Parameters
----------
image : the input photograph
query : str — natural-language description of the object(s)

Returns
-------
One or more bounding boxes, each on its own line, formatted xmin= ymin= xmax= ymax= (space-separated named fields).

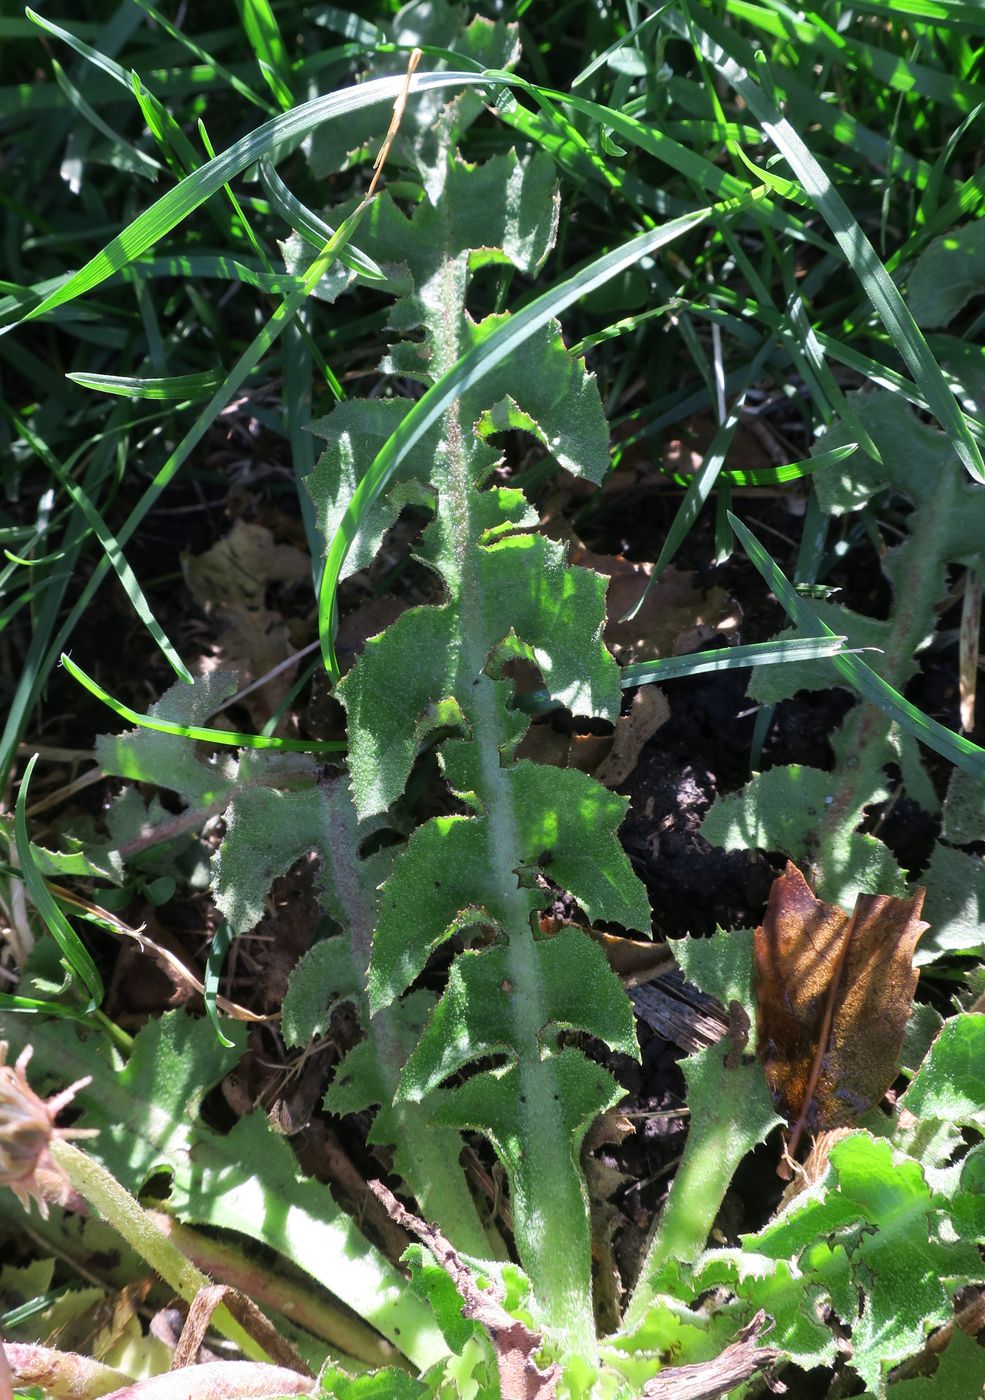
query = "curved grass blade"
xmin=620 ymin=338 xmax=775 ymax=622
xmin=50 ymin=57 xmax=162 ymax=181
xmin=15 ymin=754 xmax=103 ymax=1008
xmin=26 ymin=7 xmax=133 ymax=92
xmin=674 ymin=4 xmax=985 ymax=484
xmin=728 ymin=512 xmax=985 ymax=778
xmin=4 ymin=546 xmax=69 ymax=568
xmin=33 ymin=199 xmax=375 ymax=709
xmin=9 ymin=409 xmax=192 ymax=683
xmin=127 ymin=0 xmax=274 ymax=114
xmin=316 ymin=199 xmax=739 ymax=679
xmin=204 ymin=921 xmax=236 ymax=1048
xmin=668 ymin=447 xmax=853 ymax=488
xmin=12 ymin=70 xmax=488 ymax=328
xmin=258 ymin=155 xmax=388 ymax=285
xmin=61 ymin=654 xmax=345 ymax=755
xmin=66 ymin=370 xmax=223 ymax=399
xmin=517 ymin=635 xmax=850 ymax=716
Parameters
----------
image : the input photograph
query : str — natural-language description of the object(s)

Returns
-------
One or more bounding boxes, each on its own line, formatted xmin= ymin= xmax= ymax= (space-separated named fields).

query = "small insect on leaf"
xmin=755 ymin=862 xmax=928 ymax=1153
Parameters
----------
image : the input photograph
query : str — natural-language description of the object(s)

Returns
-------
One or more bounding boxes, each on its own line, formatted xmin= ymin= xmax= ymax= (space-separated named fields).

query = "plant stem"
xmin=452 ymin=403 xmax=599 ymax=1354
xmin=624 ymin=1053 xmax=781 ymax=1334
xmin=50 ymin=1139 xmax=270 ymax=1364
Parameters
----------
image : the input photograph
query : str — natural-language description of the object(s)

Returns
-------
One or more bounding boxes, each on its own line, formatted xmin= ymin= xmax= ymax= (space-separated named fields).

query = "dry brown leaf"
xmin=517 ymin=686 xmax=669 ymax=788
xmin=539 ymin=916 xmax=672 ymax=988
xmin=594 ymin=687 xmax=671 ymax=788
xmin=583 ymin=1109 xmax=637 ymax=1335
xmin=538 ymin=517 xmax=740 ymax=667
xmin=182 ymin=521 xmax=310 ymax=725
xmin=183 ymin=521 xmax=309 ymax=614
xmin=755 ymin=862 xmax=927 ymax=1150
xmin=570 ymin=549 xmax=740 ymax=667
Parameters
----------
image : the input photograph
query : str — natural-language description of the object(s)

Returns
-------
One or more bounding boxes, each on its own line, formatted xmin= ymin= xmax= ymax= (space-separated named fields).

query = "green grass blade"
xmin=906 ymin=110 xmax=985 ymax=250
xmin=658 ymin=286 xmax=984 ymax=439
xmin=571 ymin=3 xmax=674 ymax=88
xmin=730 ymin=0 xmax=985 ymax=113
xmin=51 ymin=476 xmax=193 ymax=685
xmin=61 ymin=654 xmax=345 ymax=754
xmin=10 ymin=71 xmax=489 ymax=328
xmin=236 ymin=0 xmax=293 ymax=109
xmin=620 ymin=635 xmax=850 ymax=685
xmin=130 ymin=70 xmax=201 ymax=177
xmin=32 ymin=200 xmax=376 ymax=700
xmin=0 ymin=577 xmax=71 ymax=630
xmin=839 ymin=0 xmax=985 ymax=22
xmin=518 ymin=636 xmax=850 ymax=716
xmin=197 ymin=117 xmax=270 ymax=267
xmin=659 ymin=446 xmax=859 ymax=532
xmin=495 ymin=72 xmax=825 ymax=251
xmin=26 ymin=7 xmax=131 ymax=91
xmin=132 ymin=254 xmax=304 ymax=293
xmin=50 ymin=57 xmax=163 ymax=181
xmin=621 ymin=338 xmax=775 ymax=620
xmin=258 ymin=155 xmax=389 ymax=284
xmin=9 ymin=409 xmax=193 ymax=683
xmin=127 ymin=0 xmax=274 ymax=113
xmin=728 ymin=513 xmax=985 ymax=778
xmin=4 ymin=546 xmax=70 ymax=569
xmin=0 ymin=994 xmax=96 ymax=1024
xmin=204 ymin=921 xmax=236 ymax=1048
xmin=675 ymin=4 xmax=985 ymax=484
xmin=15 ymin=754 xmax=104 ymax=1008
xmin=197 ymin=116 xmax=345 ymax=399
xmin=66 ymin=370 xmax=223 ymax=400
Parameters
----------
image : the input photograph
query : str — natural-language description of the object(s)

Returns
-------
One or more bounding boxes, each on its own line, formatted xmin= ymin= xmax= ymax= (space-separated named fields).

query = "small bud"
xmin=0 ymin=1042 xmax=94 ymax=1217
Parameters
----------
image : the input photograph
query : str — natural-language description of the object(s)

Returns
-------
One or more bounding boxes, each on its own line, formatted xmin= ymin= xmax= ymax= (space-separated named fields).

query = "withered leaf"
xmin=539 ymin=916 xmax=674 ymax=988
xmin=755 ymin=862 xmax=928 ymax=1136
